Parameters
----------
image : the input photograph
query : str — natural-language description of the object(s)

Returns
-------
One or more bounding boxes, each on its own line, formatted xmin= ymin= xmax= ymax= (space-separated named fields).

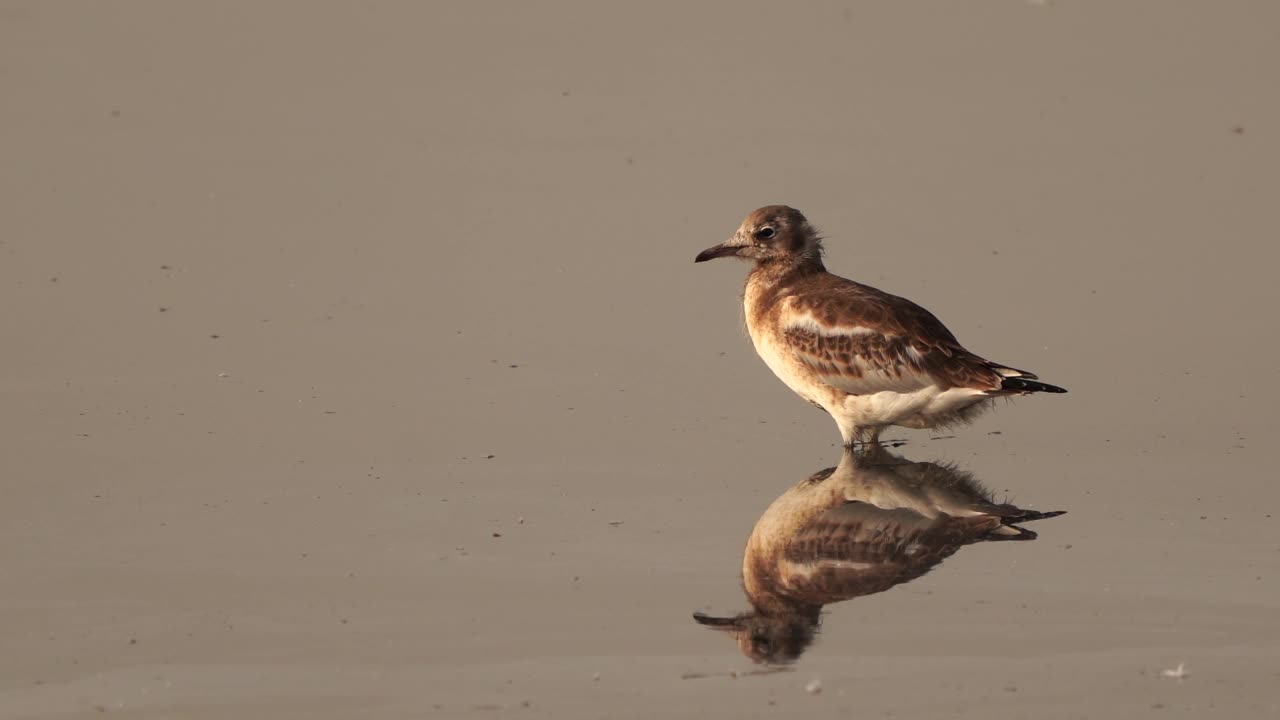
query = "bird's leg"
xmin=844 ymin=427 xmax=878 ymax=454
xmin=845 ymin=427 xmax=886 ymax=460
xmin=865 ymin=427 xmax=882 ymax=447
xmin=841 ymin=425 xmax=861 ymax=449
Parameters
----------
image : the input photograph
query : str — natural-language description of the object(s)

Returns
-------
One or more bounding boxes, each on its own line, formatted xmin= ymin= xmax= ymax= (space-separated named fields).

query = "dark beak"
xmin=693 ymin=611 xmax=744 ymax=629
xmin=694 ymin=242 xmax=743 ymax=263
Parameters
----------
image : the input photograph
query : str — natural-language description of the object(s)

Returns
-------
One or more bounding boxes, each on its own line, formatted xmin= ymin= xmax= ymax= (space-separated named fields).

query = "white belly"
xmin=747 ymin=321 xmax=827 ymax=406
xmin=748 ymin=319 xmax=987 ymax=423
xmin=839 ymin=386 xmax=991 ymax=429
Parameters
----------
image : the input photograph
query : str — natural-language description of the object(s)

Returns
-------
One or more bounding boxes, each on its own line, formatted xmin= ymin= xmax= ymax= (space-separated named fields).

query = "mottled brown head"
xmin=695 ymin=205 xmax=824 ymax=267
xmin=692 ymin=611 xmax=818 ymax=665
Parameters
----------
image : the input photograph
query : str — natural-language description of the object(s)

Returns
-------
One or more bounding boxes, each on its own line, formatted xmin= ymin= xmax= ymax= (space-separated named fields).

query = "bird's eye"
xmin=756 ymin=227 xmax=776 ymax=240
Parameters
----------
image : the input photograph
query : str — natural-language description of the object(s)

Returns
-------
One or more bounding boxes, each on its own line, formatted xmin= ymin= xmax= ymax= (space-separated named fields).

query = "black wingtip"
xmin=1012 ymin=509 xmax=1067 ymax=523
xmin=1001 ymin=377 xmax=1068 ymax=394
xmin=988 ymin=508 xmax=1066 ymax=541
xmin=986 ymin=525 xmax=1039 ymax=541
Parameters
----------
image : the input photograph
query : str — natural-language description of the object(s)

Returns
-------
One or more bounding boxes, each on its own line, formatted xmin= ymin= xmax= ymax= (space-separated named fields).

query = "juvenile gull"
xmin=695 ymin=205 xmax=1066 ymax=446
xmin=693 ymin=446 xmax=1065 ymax=664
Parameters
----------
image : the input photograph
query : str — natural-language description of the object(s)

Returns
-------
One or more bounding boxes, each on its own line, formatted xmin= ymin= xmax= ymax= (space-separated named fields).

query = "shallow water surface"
xmin=694 ymin=446 xmax=1067 ymax=665
xmin=2 ymin=2 xmax=1278 ymax=719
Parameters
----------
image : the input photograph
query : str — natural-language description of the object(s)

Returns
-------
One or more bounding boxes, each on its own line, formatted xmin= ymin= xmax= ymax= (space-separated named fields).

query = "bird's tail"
xmin=1000 ymin=377 xmax=1068 ymax=394
xmin=985 ymin=363 xmax=1067 ymax=394
xmin=986 ymin=511 xmax=1066 ymax=541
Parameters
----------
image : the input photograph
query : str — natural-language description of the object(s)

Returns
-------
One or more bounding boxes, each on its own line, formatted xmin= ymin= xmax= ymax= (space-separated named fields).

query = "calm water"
xmin=694 ymin=444 xmax=1066 ymax=665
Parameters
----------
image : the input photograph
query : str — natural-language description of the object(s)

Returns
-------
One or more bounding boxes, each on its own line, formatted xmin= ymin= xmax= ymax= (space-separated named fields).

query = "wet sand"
xmin=2 ymin=2 xmax=1278 ymax=718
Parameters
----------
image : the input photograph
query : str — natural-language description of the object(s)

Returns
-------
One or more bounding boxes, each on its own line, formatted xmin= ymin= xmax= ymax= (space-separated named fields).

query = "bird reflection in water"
xmin=694 ymin=446 xmax=1064 ymax=664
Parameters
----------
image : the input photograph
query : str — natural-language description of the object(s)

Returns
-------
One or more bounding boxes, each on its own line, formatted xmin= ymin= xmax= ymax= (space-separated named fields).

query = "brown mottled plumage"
xmin=693 ymin=447 xmax=1064 ymax=664
xmin=695 ymin=205 xmax=1066 ymax=445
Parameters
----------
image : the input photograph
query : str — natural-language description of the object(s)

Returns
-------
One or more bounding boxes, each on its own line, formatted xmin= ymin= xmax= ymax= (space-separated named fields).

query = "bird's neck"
xmin=743 ymin=257 xmax=827 ymax=326
xmin=750 ymin=256 xmax=827 ymax=286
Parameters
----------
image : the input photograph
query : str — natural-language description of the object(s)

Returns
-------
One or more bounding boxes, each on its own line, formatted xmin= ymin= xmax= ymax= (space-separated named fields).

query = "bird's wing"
xmin=852 ymin=453 xmax=1066 ymax=528
xmin=780 ymin=282 xmax=1010 ymax=394
xmin=775 ymin=501 xmax=995 ymax=604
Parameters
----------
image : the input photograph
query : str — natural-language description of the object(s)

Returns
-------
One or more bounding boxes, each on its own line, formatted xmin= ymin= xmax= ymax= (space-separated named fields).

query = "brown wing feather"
xmin=774 ymin=501 xmax=997 ymax=605
xmin=783 ymin=277 xmax=1012 ymax=393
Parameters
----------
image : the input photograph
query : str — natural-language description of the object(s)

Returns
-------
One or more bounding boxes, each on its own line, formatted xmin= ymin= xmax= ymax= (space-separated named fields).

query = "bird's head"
xmin=692 ymin=610 xmax=818 ymax=665
xmin=695 ymin=205 xmax=823 ymax=267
